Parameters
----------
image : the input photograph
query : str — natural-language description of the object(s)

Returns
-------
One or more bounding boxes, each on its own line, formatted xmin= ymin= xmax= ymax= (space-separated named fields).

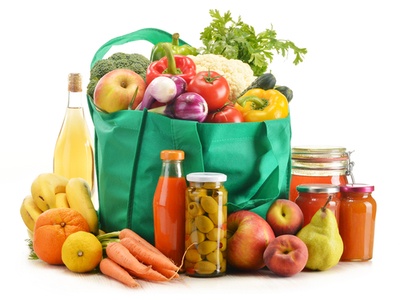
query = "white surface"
xmin=1 ymin=0 xmax=398 ymax=298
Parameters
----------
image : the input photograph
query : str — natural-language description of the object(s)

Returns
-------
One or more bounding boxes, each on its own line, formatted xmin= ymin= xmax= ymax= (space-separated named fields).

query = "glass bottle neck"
xmin=68 ymin=90 xmax=82 ymax=109
xmin=161 ymin=160 xmax=183 ymax=178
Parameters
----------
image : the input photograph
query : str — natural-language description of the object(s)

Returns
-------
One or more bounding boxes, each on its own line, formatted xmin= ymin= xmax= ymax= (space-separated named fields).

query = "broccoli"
xmin=89 ymin=59 xmax=115 ymax=80
xmin=87 ymin=52 xmax=151 ymax=99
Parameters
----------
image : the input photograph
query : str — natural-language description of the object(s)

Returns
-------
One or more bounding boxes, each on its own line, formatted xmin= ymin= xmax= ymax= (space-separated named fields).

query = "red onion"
xmin=170 ymin=75 xmax=187 ymax=97
xmin=150 ymin=92 xmax=208 ymax=122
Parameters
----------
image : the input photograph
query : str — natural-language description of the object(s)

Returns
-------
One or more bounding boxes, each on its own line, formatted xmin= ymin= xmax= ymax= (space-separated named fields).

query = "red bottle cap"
xmin=340 ymin=183 xmax=374 ymax=193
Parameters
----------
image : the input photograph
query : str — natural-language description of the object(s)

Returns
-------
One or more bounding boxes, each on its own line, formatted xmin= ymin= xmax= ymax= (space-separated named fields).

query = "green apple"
xmin=266 ymin=199 xmax=304 ymax=236
xmin=93 ymin=69 xmax=146 ymax=113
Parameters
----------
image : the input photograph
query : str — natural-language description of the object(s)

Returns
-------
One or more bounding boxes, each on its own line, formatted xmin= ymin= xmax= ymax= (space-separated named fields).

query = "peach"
xmin=266 ymin=199 xmax=304 ymax=236
xmin=263 ymin=234 xmax=308 ymax=277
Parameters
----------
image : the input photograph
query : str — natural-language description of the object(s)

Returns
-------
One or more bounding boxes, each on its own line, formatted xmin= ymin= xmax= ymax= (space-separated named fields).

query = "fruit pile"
xmin=227 ymin=198 xmax=343 ymax=277
xmin=20 ymin=172 xmax=184 ymax=287
xmin=20 ymin=173 xmax=102 ymax=272
xmin=20 ymin=173 xmax=98 ymax=236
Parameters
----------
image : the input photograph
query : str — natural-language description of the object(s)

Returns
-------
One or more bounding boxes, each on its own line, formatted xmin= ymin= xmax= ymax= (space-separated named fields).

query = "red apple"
xmin=263 ymin=234 xmax=308 ymax=277
xmin=227 ymin=210 xmax=275 ymax=271
xmin=266 ymin=199 xmax=304 ymax=236
xmin=93 ymin=68 xmax=146 ymax=113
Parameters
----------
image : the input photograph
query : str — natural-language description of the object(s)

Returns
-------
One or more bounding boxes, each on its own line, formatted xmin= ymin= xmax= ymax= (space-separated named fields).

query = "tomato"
xmin=205 ymin=104 xmax=244 ymax=123
xmin=187 ymin=71 xmax=230 ymax=112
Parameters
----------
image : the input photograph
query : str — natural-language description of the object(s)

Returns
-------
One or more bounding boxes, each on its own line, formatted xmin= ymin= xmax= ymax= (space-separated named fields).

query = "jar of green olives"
xmin=184 ymin=172 xmax=228 ymax=277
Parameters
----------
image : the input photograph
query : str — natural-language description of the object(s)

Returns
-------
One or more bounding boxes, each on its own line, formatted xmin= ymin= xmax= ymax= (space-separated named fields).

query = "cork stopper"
xmin=68 ymin=73 xmax=82 ymax=92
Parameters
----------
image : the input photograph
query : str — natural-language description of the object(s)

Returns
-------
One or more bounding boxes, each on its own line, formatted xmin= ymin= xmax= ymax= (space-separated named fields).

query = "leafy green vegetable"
xmin=199 ymin=9 xmax=307 ymax=76
xmin=87 ymin=52 xmax=150 ymax=99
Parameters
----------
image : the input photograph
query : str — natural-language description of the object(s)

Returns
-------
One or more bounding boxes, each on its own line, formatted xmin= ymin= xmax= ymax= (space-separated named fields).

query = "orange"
xmin=33 ymin=207 xmax=90 ymax=265
xmin=62 ymin=231 xmax=103 ymax=273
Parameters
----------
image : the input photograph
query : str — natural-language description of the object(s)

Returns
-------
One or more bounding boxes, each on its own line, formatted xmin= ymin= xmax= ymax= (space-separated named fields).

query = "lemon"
xmin=61 ymin=231 xmax=103 ymax=273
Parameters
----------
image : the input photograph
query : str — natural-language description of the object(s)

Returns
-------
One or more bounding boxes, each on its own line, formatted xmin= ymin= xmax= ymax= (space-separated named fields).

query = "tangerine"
xmin=33 ymin=207 xmax=90 ymax=265
xmin=62 ymin=231 xmax=103 ymax=273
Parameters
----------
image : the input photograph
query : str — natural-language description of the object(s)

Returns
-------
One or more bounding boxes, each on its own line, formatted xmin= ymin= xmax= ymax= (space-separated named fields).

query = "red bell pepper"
xmin=146 ymin=43 xmax=197 ymax=86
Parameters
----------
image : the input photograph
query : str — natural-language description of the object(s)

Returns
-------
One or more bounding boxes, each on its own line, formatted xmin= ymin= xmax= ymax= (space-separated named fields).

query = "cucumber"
xmin=275 ymin=85 xmax=293 ymax=102
xmin=238 ymin=73 xmax=276 ymax=98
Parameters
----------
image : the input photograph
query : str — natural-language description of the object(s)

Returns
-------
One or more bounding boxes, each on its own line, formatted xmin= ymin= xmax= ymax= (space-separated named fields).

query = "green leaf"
xmin=200 ymin=9 xmax=307 ymax=76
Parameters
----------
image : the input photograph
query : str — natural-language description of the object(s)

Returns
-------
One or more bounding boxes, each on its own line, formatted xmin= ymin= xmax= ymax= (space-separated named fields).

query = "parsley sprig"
xmin=199 ymin=9 xmax=307 ymax=76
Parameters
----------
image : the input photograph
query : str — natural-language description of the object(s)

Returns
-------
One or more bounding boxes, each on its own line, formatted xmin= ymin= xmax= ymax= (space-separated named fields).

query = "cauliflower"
xmin=188 ymin=54 xmax=256 ymax=101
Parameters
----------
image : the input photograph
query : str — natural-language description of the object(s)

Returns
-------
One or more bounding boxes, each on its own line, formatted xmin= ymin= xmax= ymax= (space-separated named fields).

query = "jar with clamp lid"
xmin=184 ymin=172 xmax=228 ymax=277
xmin=289 ymin=146 xmax=355 ymax=201
xmin=339 ymin=184 xmax=377 ymax=261
xmin=295 ymin=184 xmax=341 ymax=227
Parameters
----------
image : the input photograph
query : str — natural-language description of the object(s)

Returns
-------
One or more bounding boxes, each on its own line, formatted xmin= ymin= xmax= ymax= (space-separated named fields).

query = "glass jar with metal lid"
xmin=184 ymin=172 xmax=228 ymax=277
xmin=289 ymin=146 xmax=355 ymax=201
xmin=339 ymin=183 xmax=377 ymax=261
xmin=295 ymin=183 xmax=341 ymax=227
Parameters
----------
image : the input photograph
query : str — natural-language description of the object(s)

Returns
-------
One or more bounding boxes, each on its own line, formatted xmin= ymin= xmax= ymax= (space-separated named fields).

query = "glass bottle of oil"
xmin=53 ymin=73 xmax=94 ymax=191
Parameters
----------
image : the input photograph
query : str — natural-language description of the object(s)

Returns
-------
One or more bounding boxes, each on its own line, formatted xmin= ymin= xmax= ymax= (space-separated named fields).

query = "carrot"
xmin=99 ymin=258 xmax=140 ymax=288
xmin=119 ymin=228 xmax=164 ymax=256
xmin=120 ymin=237 xmax=180 ymax=279
xmin=106 ymin=242 xmax=168 ymax=282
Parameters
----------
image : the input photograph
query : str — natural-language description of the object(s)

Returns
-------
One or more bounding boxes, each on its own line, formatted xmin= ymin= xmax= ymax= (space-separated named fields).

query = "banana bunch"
xmin=20 ymin=173 xmax=99 ymax=235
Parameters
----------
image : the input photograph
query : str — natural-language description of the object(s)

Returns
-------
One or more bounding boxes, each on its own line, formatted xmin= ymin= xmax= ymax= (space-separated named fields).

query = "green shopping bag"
xmin=87 ymin=28 xmax=292 ymax=244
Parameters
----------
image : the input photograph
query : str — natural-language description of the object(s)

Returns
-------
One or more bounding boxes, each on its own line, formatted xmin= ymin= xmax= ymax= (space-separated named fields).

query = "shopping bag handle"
xmin=90 ymin=27 xmax=190 ymax=68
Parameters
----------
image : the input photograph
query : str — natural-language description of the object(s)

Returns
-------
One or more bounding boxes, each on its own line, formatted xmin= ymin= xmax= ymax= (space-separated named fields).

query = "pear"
xmin=296 ymin=197 xmax=343 ymax=271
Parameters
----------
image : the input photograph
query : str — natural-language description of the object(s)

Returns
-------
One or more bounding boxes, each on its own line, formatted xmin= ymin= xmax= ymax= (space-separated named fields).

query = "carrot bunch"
xmin=97 ymin=228 xmax=180 ymax=288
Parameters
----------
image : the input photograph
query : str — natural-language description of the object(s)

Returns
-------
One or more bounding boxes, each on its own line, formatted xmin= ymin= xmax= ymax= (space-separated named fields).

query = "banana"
xmin=65 ymin=177 xmax=99 ymax=235
xmin=31 ymin=173 xmax=69 ymax=211
xmin=55 ymin=192 xmax=69 ymax=208
xmin=20 ymin=195 xmax=43 ymax=232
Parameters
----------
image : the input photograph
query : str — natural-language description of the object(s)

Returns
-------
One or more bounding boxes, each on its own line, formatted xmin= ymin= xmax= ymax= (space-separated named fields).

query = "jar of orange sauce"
xmin=339 ymin=184 xmax=377 ymax=261
xmin=295 ymin=184 xmax=340 ymax=227
xmin=289 ymin=146 xmax=354 ymax=201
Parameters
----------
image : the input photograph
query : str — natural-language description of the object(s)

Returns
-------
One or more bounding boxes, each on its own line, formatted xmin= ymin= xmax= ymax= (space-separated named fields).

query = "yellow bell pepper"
xmin=235 ymin=88 xmax=289 ymax=122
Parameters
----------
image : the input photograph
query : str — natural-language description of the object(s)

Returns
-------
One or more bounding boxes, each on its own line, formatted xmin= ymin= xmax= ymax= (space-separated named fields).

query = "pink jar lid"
xmin=340 ymin=183 xmax=374 ymax=193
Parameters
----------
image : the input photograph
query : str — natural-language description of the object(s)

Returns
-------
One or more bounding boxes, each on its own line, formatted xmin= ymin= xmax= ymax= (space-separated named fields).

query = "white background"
xmin=1 ymin=0 xmax=398 ymax=298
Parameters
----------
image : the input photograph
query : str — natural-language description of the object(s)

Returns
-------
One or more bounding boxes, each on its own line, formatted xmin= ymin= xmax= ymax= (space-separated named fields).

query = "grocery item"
xmin=185 ymin=172 xmax=228 ymax=277
xmin=20 ymin=195 xmax=43 ymax=232
xmin=86 ymin=52 xmax=150 ymax=99
xmin=20 ymin=173 xmax=98 ymax=236
xmin=30 ymin=173 xmax=69 ymax=211
xmin=339 ymin=184 xmax=377 ymax=261
xmin=235 ymin=88 xmax=289 ymax=121
xmin=150 ymin=32 xmax=198 ymax=61
xmin=105 ymin=242 xmax=169 ymax=281
xmin=295 ymin=184 xmax=340 ymax=227
xmin=61 ymin=231 xmax=103 ymax=273
xmin=146 ymin=43 xmax=196 ymax=85
xmin=65 ymin=177 xmax=99 ymax=235
xmin=200 ymin=9 xmax=307 ymax=76
xmin=237 ymin=72 xmax=277 ymax=98
xmin=33 ymin=207 xmax=90 ymax=265
xmin=153 ymin=150 xmax=187 ymax=269
xmin=186 ymin=70 xmax=230 ymax=112
xmin=54 ymin=73 xmax=94 ymax=191
xmin=99 ymin=258 xmax=141 ymax=288
xmin=296 ymin=198 xmax=344 ymax=271
xmin=290 ymin=146 xmax=354 ymax=201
